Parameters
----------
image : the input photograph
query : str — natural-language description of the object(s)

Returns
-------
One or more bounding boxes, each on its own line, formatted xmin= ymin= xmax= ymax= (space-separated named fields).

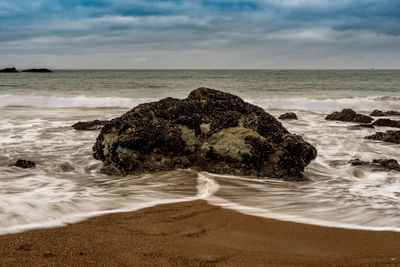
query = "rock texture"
xmin=0 ymin=67 xmax=18 ymax=73
xmin=349 ymin=158 xmax=400 ymax=172
xmin=279 ymin=112 xmax=298 ymax=120
xmin=93 ymin=88 xmax=317 ymax=180
xmin=325 ymin=109 xmax=373 ymax=123
xmin=365 ymin=130 xmax=400 ymax=144
xmin=15 ymin=159 xmax=36 ymax=168
xmin=72 ymin=120 xmax=108 ymax=130
xmin=372 ymin=119 xmax=400 ymax=128
xmin=22 ymin=68 xmax=52 ymax=73
xmin=370 ymin=110 xmax=400 ymax=117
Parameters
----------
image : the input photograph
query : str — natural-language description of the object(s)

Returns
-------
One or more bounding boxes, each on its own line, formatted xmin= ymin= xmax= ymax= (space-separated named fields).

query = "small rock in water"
xmin=325 ymin=109 xmax=373 ymax=123
xmin=278 ymin=112 xmax=298 ymax=120
xmin=349 ymin=158 xmax=400 ymax=172
xmin=365 ymin=130 xmax=400 ymax=144
xmin=0 ymin=67 xmax=18 ymax=73
xmin=72 ymin=120 xmax=108 ymax=130
xmin=348 ymin=124 xmax=375 ymax=130
xmin=370 ymin=110 xmax=400 ymax=117
xmin=372 ymin=119 xmax=400 ymax=128
xmin=15 ymin=159 xmax=36 ymax=168
xmin=93 ymin=88 xmax=317 ymax=181
xmin=22 ymin=68 xmax=52 ymax=73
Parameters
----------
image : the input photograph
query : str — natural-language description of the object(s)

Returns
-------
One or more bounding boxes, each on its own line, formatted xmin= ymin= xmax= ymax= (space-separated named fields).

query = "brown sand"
xmin=1 ymin=200 xmax=399 ymax=266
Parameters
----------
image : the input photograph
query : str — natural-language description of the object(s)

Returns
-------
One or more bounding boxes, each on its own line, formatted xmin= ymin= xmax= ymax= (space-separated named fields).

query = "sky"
xmin=0 ymin=0 xmax=399 ymax=69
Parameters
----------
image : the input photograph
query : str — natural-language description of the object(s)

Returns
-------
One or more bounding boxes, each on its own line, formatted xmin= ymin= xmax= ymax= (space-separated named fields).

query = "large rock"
xmin=22 ymin=68 xmax=52 ymax=73
xmin=325 ymin=109 xmax=373 ymax=123
xmin=370 ymin=110 xmax=400 ymax=117
xmin=0 ymin=67 xmax=18 ymax=73
xmin=372 ymin=119 xmax=400 ymax=128
xmin=93 ymin=88 xmax=317 ymax=181
xmin=72 ymin=120 xmax=108 ymax=130
xmin=365 ymin=130 xmax=400 ymax=144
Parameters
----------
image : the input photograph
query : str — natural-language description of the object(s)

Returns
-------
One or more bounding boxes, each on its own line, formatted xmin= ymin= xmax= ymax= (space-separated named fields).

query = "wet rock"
xmin=349 ymin=158 xmax=400 ymax=172
xmin=15 ymin=159 xmax=36 ymax=168
xmin=365 ymin=130 xmax=400 ymax=144
xmin=348 ymin=124 xmax=375 ymax=130
xmin=93 ymin=88 xmax=317 ymax=181
xmin=72 ymin=120 xmax=108 ymax=130
xmin=370 ymin=110 xmax=400 ymax=117
xmin=0 ymin=67 xmax=18 ymax=73
xmin=22 ymin=68 xmax=52 ymax=73
xmin=325 ymin=109 xmax=373 ymax=123
xmin=279 ymin=112 xmax=298 ymax=120
xmin=372 ymin=119 xmax=400 ymax=128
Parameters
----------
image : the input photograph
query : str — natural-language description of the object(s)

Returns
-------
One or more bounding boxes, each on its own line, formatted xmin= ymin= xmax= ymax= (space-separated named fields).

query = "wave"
xmin=1 ymin=94 xmax=400 ymax=111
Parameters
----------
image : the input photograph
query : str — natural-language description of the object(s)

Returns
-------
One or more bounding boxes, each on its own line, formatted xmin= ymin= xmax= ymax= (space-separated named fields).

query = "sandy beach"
xmin=1 ymin=200 xmax=399 ymax=266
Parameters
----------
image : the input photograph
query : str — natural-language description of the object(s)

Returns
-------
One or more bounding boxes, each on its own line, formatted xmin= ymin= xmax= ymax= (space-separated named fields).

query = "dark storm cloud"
xmin=0 ymin=0 xmax=399 ymax=68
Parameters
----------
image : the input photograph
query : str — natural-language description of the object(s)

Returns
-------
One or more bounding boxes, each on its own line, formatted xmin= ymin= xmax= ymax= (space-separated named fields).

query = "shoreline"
xmin=1 ymin=200 xmax=399 ymax=266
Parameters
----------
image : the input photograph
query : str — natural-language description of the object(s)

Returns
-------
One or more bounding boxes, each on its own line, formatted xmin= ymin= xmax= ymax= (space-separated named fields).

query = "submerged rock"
xmin=349 ymin=158 xmax=400 ymax=172
xmin=15 ymin=159 xmax=36 ymax=168
xmin=0 ymin=67 xmax=18 ymax=73
xmin=372 ymin=119 xmax=400 ymax=128
xmin=365 ymin=130 xmax=400 ymax=144
xmin=370 ymin=110 xmax=400 ymax=117
xmin=279 ymin=112 xmax=298 ymax=120
xmin=22 ymin=68 xmax=52 ymax=73
xmin=348 ymin=124 xmax=375 ymax=130
xmin=93 ymin=88 xmax=317 ymax=181
xmin=325 ymin=109 xmax=373 ymax=123
xmin=72 ymin=120 xmax=108 ymax=130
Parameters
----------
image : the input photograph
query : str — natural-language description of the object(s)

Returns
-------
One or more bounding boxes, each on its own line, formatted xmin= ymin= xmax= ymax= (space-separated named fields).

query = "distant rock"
xmin=0 ymin=67 xmax=18 ymax=73
xmin=15 ymin=159 xmax=36 ymax=168
xmin=349 ymin=158 xmax=400 ymax=172
xmin=22 ymin=68 xmax=52 ymax=73
xmin=93 ymin=88 xmax=317 ymax=181
xmin=365 ymin=130 xmax=400 ymax=144
xmin=72 ymin=120 xmax=108 ymax=130
xmin=325 ymin=109 xmax=373 ymax=123
xmin=372 ymin=119 xmax=400 ymax=128
xmin=370 ymin=110 xmax=400 ymax=117
xmin=279 ymin=112 xmax=298 ymax=120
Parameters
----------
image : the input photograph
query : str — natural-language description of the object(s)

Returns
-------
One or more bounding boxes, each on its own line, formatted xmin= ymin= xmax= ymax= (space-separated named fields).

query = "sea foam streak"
xmin=1 ymin=94 xmax=400 ymax=111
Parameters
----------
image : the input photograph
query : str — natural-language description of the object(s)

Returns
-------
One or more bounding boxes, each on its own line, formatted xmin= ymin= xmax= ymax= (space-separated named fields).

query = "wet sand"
xmin=1 ymin=200 xmax=399 ymax=266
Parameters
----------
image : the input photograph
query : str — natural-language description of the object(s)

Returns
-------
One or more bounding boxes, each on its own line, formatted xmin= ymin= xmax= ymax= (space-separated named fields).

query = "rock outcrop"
xmin=15 ymin=159 xmax=36 ymax=168
xmin=372 ymin=119 xmax=400 ymax=128
xmin=349 ymin=158 xmax=400 ymax=172
xmin=279 ymin=112 xmax=298 ymax=120
xmin=72 ymin=120 xmax=108 ymax=130
xmin=22 ymin=68 xmax=52 ymax=73
xmin=325 ymin=109 xmax=373 ymax=123
xmin=93 ymin=88 xmax=317 ymax=181
xmin=0 ymin=67 xmax=18 ymax=73
xmin=365 ymin=130 xmax=400 ymax=144
xmin=370 ymin=110 xmax=400 ymax=117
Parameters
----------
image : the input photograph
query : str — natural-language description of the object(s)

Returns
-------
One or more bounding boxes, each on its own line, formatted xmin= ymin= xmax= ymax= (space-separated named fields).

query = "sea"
xmin=1 ymin=69 xmax=400 ymax=235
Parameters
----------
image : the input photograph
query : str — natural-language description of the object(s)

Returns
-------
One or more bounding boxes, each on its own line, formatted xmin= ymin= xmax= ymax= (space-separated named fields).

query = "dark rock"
xmin=348 ymin=124 xmax=375 ymax=130
xmin=349 ymin=158 xmax=400 ymax=172
xmin=365 ymin=130 xmax=400 ymax=144
xmin=22 ymin=68 xmax=52 ymax=73
xmin=72 ymin=120 xmax=108 ymax=130
xmin=15 ymin=159 xmax=36 ymax=168
xmin=0 ymin=67 xmax=18 ymax=73
xmin=370 ymin=110 xmax=400 ymax=117
xmin=325 ymin=109 xmax=373 ymax=123
xmin=279 ymin=112 xmax=298 ymax=120
xmin=372 ymin=119 xmax=400 ymax=128
xmin=93 ymin=88 xmax=317 ymax=181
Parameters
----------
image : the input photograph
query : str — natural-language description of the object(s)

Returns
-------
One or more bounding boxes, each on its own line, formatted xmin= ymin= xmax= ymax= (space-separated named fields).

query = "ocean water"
xmin=0 ymin=69 xmax=400 ymax=234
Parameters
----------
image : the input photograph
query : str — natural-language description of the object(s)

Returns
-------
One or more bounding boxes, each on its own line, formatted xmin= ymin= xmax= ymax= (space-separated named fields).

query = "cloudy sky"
xmin=1 ymin=0 xmax=399 ymax=69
